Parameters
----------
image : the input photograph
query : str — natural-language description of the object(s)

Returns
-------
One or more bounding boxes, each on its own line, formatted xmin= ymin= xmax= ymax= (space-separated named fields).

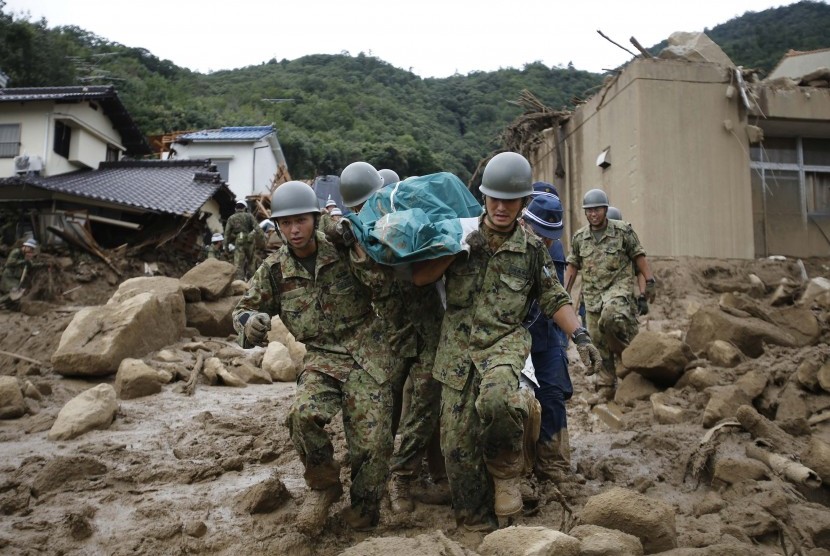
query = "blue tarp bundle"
xmin=345 ymin=172 xmax=483 ymax=265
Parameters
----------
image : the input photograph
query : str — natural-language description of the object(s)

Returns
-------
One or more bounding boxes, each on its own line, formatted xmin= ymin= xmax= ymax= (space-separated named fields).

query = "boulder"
xmin=800 ymin=277 xmax=830 ymax=307
xmin=236 ymin=475 xmax=290 ymax=514
xmin=478 ymin=526 xmax=580 ymax=556
xmin=569 ymin=524 xmax=644 ymax=556
xmin=772 ymin=307 xmax=820 ymax=346
xmin=621 ymin=331 xmax=693 ymax=386
xmin=0 ymin=376 xmax=25 ymax=419
xmin=775 ymin=382 xmax=808 ymax=423
xmin=580 ymin=487 xmax=677 ymax=553
xmin=706 ymin=341 xmax=742 ymax=368
xmin=659 ymin=31 xmax=735 ymax=67
xmin=651 ymin=393 xmax=686 ymax=425
xmin=797 ymin=358 xmax=821 ymax=391
xmin=288 ymin=340 xmax=306 ymax=369
xmin=205 ymin=357 xmax=246 ymax=387
xmin=185 ymin=296 xmax=241 ymax=337
xmin=615 ymin=373 xmax=659 ymax=406
xmin=179 ymin=259 xmax=236 ymax=301
xmin=592 ymin=403 xmax=625 ymax=430
xmin=677 ymin=367 xmax=720 ymax=391
xmin=735 ymin=370 xmax=768 ymax=399
xmin=181 ymin=283 xmax=201 ymax=303
xmin=703 ymin=386 xmax=752 ymax=427
xmin=115 ymin=358 xmax=164 ymax=399
xmin=818 ymin=360 xmax=830 ymax=393
xmin=262 ymin=342 xmax=297 ymax=382
xmin=267 ymin=316 xmax=292 ymax=346
xmin=231 ymin=361 xmax=272 ymax=384
xmin=108 ymin=276 xmax=186 ymax=329
xmin=340 ymin=531 xmax=470 ymax=556
xmin=48 ymin=384 xmax=118 ymax=441
xmin=712 ymin=457 xmax=769 ymax=485
xmin=52 ymin=292 xmax=184 ymax=376
xmin=685 ymin=307 xmax=796 ymax=358
xmin=803 ymin=436 xmax=830 ymax=485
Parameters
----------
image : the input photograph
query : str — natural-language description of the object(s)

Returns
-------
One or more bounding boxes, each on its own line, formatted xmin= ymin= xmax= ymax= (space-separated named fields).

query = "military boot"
xmin=296 ymin=484 xmax=342 ymax=536
xmin=416 ymin=477 xmax=451 ymax=505
xmin=342 ymin=505 xmax=379 ymax=532
xmin=389 ymin=473 xmax=415 ymax=513
xmin=493 ymin=476 xmax=522 ymax=517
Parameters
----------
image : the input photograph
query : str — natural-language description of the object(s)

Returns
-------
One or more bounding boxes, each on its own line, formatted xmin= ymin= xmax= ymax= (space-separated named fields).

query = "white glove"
xmin=458 ymin=217 xmax=480 ymax=254
xmin=228 ymin=244 xmax=236 ymax=253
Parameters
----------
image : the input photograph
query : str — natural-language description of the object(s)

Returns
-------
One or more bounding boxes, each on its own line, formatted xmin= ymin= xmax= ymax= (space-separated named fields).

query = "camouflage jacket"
xmin=224 ymin=212 xmax=258 ymax=247
xmin=566 ymin=219 xmax=646 ymax=312
xmin=433 ymin=217 xmax=572 ymax=390
xmin=205 ymin=244 xmax=224 ymax=261
xmin=232 ymin=232 xmax=393 ymax=385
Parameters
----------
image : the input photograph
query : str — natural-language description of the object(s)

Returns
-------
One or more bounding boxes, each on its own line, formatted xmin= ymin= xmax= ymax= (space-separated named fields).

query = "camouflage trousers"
xmin=287 ymin=367 xmax=393 ymax=516
xmin=440 ymin=363 xmax=530 ymax=528
xmin=232 ymin=233 xmax=258 ymax=280
xmin=585 ymin=296 xmax=640 ymax=389
xmin=389 ymin=351 xmax=443 ymax=479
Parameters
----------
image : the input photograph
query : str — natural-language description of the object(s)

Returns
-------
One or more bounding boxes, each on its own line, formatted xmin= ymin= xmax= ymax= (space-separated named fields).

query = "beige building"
xmin=528 ymin=41 xmax=830 ymax=259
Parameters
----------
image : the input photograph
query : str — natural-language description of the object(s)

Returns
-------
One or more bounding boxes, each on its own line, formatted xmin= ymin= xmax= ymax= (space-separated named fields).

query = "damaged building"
xmin=524 ymin=34 xmax=830 ymax=259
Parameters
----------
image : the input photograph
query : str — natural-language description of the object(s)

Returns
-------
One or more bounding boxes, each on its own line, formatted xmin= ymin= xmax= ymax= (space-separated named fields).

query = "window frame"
xmin=0 ymin=123 xmax=21 ymax=158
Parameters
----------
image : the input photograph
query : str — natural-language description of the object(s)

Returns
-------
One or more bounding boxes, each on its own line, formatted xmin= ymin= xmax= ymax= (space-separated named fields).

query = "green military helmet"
xmin=607 ymin=206 xmax=622 ymax=220
xmin=340 ymin=161 xmax=383 ymax=207
xmin=378 ymin=168 xmax=400 ymax=187
xmin=582 ymin=189 xmax=609 ymax=209
xmin=479 ymin=152 xmax=533 ymax=200
xmin=271 ymin=181 xmax=321 ymax=219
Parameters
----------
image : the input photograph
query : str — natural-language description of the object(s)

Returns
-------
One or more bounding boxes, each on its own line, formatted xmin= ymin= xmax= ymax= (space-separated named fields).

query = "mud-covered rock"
xmin=262 ymin=342 xmax=296 ymax=382
xmin=115 ymin=358 xmax=164 ymax=399
xmin=181 ymin=282 xmax=202 ymax=303
xmin=775 ymin=381 xmax=808 ymax=422
xmin=803 ymin=436 xmax=830 ymax=485
xmin=569 ymin=524 xmax=644 ymax=556
xmin=237 ymin=475 xmax=289 ymax=514
xmin=340 ymin=530 xmax=474 ymax=556
xmin=183 ymin=520 xmax=207 ymax=538
xmin=109 ymin=276 xmax=186 ymax=329
xmin=0 ymin=376 xmax=25 ymax=419
xmin=31 ymin=456 xmax=107 ymax=496
xmin=48 ymin=383 xmax=117 ymax=441
xmin=797 ymin=357 xmax=822 ymax=391
xmin=179 ymin=259 xmax=236 ymax=301
xmin=479 ymin=526 xmax=580 ymax=556
xmin=801 ymin=277 xmax=830 ymax=307
xmin=706 ymin=340 xmax=743 ymax=368
xmin=621 ymin=331 xmax=693 ymax=386
xmin=615 ymin=373 xmax=659 ymax=406
xmin=205 ymin=357 xmax=245 ymax=387
xmin=185 ymin=296 xmax=240 ymax=337
xmin=685 ymin=307 xmax=796 ymax=358
xmin=703 ymin=386 xmax=752 ymax=427
xmin=711 ymin=457 xmax=769 ymax=485
xmin=651 ymin=393 xmax=686 ymax=425
xmin=231 ymin=361 xmax=272 ymax=384
xmin=580 ymin=487 xmax=677 ymax=553
xmin=677 ymin=366 xmax=720 ymax=391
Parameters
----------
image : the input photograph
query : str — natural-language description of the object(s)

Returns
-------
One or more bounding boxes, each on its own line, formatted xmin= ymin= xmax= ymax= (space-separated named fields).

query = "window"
xmin=807 ymin=172 xmax=830 ymax=214
xmin=54 ymin=121 xmax=71 ymax=158
xmin=0 ymin=123 xmax=21 ymax=158
xmin=106 ymin=146 xmax=119 ymax=162
xmin=213 ymin=160 xmax=230 ymax=181
xmin=750 ymin=136 xmax=830 ymax=215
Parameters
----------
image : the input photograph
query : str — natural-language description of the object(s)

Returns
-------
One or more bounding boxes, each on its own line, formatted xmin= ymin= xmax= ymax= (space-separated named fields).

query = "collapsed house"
xmin=0 ymin=159 xmax=235 ymax=260
xmin=521 ymin=34 xmax=830 ymax=259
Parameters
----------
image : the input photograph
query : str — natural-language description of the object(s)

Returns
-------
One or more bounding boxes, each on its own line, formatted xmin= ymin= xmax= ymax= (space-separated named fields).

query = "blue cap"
xmin=532 ymin=181 xmax=559 ymax=198
xmin=523 ymin=195 xmax=564 ymax=240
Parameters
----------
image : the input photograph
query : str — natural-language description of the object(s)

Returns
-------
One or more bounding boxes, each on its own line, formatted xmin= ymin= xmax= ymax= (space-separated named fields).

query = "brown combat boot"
xmin=296 ymin=484 xmax=342 ymax=536
xmin=493 ymin=476 xmax=522 ymax=517
xmin=341 ymin=506 xmax=379 ymax=532
xmin=389 ymin=473 xmax=415 ymax=513
xmin=416 ymin=477 xmax=451 ymax=505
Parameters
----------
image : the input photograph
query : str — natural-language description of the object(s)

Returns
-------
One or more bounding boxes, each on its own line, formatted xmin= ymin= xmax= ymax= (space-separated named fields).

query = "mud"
xmin=0 ymin=255 xmax=829 ymax=555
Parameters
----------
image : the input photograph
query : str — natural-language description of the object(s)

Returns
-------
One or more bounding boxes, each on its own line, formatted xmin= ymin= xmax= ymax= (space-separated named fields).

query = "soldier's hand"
xmin=461 ymin=230 xmax=487 ymax=256
xmin=645 ymin=278 xmax=657 ymax=303
xmin=637 ymin=294 xmax=649 ymax=316
xmin=336 ymin=219 xmax=356 ymax=248
xmin=243 ymin=312 xmax=271 ymax=345
xmin=573 ymin=327 xmax=602 ymax=376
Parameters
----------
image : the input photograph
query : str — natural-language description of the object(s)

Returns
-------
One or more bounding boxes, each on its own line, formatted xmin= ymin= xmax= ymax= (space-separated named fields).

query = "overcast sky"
xmin=4 ymin=0 xmax=808 ymax=77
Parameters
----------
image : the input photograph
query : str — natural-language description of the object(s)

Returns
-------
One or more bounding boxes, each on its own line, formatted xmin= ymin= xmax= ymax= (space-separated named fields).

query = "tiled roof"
xmin=177 ymin=126 xmax=274 ymax=142
xmin=0 ymin=86 xmax=151 ymax=156
xmin=1 ymin=159 xmax=224 ymax=216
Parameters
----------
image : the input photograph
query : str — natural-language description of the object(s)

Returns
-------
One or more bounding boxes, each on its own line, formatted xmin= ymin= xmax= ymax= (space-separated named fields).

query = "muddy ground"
xmin=0 ymin=254 xmax=829 ymax=555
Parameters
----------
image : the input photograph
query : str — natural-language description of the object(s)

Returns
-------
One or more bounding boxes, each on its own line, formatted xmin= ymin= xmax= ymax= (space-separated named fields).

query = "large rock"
xmin=0 ymin=376 xmax=25 ymax=419
xmin=775 ymin=381 xmax=808 ymax=423
xmin=703 ymin=386 xmax=752 ymax=428
xmin=339 ymin=531 xmax=471 ymax=556
xmin=231 ymin=361 xmax=272 ymax=384
xmin=185 ymin=296 xmax=241 ymax=337
xmin=262 ymin=342 xmax=297 ymax=382
xmin=685 ymin=307 xmax=796 ymax=358
xmin=800 ymin=277 xmax=830 ymax=307
xmin=706 ymin=340 xmax=743 ymax=368
xmin=48 ymin=384 xmax=117 ymax=441
xmin=115 ymin=359 xmax=164 ymax=399
xmin=580 ymin=487 xmax=677 ymax=554
xmin=109 ymin=276 xmax=186 ymax=329
xmin=621 ymin=331 xmax=693 ymax=386
xmin=569 ymin=524 xmax=644 ymax=556
xmin=479 ymin=526 xmax=580 ymax=556
xmin=803 ymin=436 xmax=830 ymax=485
xmin=52 ymin=292 xmax=184 ymax=376
xmin=712 ymin=457 xmax=769 ymax=485
xmin=796 ymin=358 xmax=821 ymax=391
xmin=180 ymin=259 xmax=236 ymax=301
xmin=614 ymin=373 xmax=659 ymax=406
xmin=651 ymin=393 xmax=686 ymax=425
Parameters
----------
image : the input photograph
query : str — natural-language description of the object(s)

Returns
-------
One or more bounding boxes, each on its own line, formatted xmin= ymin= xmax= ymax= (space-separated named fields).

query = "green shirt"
xmin=433 ymin=217 xmax=572 ymax=390
xmin=567 ymin=219 xmax=646 ymax=312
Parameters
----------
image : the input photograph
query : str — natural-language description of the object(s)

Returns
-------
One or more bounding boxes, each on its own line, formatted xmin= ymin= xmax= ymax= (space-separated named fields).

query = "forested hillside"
xmin=1 ymin=0 xmax=829 ymax=180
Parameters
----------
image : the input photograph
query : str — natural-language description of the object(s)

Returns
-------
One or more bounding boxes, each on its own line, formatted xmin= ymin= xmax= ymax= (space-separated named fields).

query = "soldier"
xmin=411 ymin=152 xmax=603 ymax=530
xmin=0 ymin=238 xmax=40 ymax=308
xmin=205 ymin=233 xmax=224 ymax=260
xmin=563 ymin=189 xmax=655 ymax=404
xmin=324 ymin=197 xmax=337 ymax=214
xmin=232 ymin=181 xmax=395 ymax=534
xmin=378 ymin=168 xmax=400 ymax=187
xmin=224 ymin=200 xmax=261 ymax=279
xmin=338 ymin=161 xmax=447 ymax=514
xmin=607 ymin=206 xmax=650 ymax=316
xmin=520 ymin=194 xmax=574 ymax=487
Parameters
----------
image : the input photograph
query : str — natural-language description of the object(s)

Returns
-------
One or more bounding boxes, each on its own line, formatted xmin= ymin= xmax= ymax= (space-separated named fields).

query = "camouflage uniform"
xmin=232 ymin=232 xmax=394 ymax=524
xmin=204 ymin=243 xmax=224 ymax=261
xmin=224 ymin=211 xmax=261 ymax=279
xmin=0 ymin=248 xmax=29 ymax=294
xmin=567 ymin=219 xmax=645 ymax=389
xmin=434 ymin=217 xmax=572 ymax=528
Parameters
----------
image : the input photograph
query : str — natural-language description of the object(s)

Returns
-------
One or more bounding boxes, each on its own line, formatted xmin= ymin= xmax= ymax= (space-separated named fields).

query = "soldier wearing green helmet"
xmin=564 ymin=189 xmax=656 ymax=405
xmin=232 ymin=180 xmax=395 ymax=535
xmin=411 ymin=152 xmax=603 ymax=530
